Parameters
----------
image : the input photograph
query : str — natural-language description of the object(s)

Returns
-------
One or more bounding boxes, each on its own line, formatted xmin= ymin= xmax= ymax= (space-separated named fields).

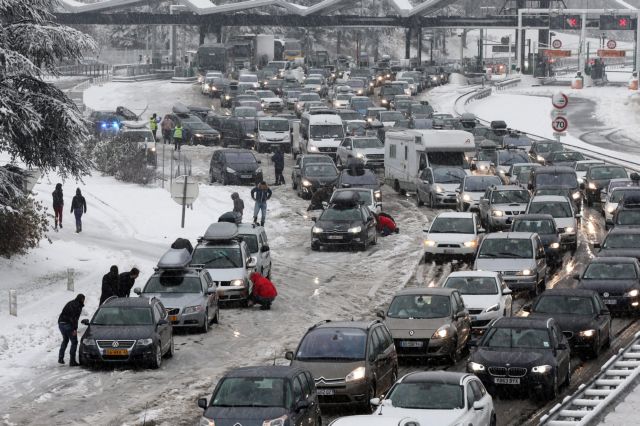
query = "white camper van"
xmin=384 ymin=129 xmax=474 ymax=193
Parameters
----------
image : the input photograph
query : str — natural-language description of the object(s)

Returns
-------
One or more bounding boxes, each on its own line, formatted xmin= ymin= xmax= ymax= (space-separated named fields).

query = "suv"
xmin=78 ymin=297 xmax=174 ymax=369
xmin=378 ymin=288 xmax=471 ymax=363
xmin=423 ymin=212 xmax=484 ymax=263
xmin=237 ymin=223 xmax=272 ymax=279
xmin=526 ymin=195 xmax=579 ymax=252
xmin=612 ymin=196 xmax=640 ymax=228
xmin=197 ymin=366 xmax=321 ymax=426
xmin=474 ymin=232 xmax=547 ymax=296
xmin=135 ymin=248 xmax=219 ymax=333
xmin=529 ymin=141 xmax=564 ymax=164
xmin=336 ymin=136 xmax=385 ymax=170
xmin=583 ymin=164 xmax=629 ymax=206
xmin=593 ymin=227 xmax=640 ymax=261
xmin=191 ymin=223 xmax=257 ymax=306
xmin=492 ymin=148 xmax=530 ymax=177
xmin=294 ymin=161 xmax=338 ymax=199
xmin=209 ymin=149 xmax=262 ymax=186
xmin=379 ymin=84 xmax=404 ymax=109
xmin=286 ymin=319 xmax=398 ymax=411
xmin=292 ymin=154 xmax=335 ymax=190
xmin=478 ymin=185 xmax=531 ymax=231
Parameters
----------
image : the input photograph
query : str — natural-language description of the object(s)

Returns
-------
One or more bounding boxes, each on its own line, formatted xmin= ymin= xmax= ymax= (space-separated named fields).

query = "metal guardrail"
xmin=540 ymin=332 xmax=640 ymax=426
xmin=493 ymin=77 xmax=521 ymax=90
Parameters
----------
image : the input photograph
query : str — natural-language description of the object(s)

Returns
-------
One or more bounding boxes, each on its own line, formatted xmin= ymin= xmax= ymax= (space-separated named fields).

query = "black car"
xmin=406 ymin=102 xmax=434 ymax=119
xmin=529 ymin=141 xmax=563 ymax=164
xmin=378 ymin=84 xmax=404 ymax=110
xmin=546 ymin=151 xmax=585 ymax=167
xmin=612 ymin=200 xmax=640 ymax=228
xmin=78 ymin=297 xmax=174 ymax=369
xmin=510 ymin=214 xmax=563 ymax=265
xmin=163 ymin=112 xmax=219 ymax=146
xmin=209 ymin=149 xmax=263 ymax=185
xmin=467 ymin=317 xmax=571 ymax=401
xmin=524 ymin=288 xmax=611 ymax=359
xmin=594 ymin=227 xmax=640 ymax=261
xmin=197 ymin=366 xmax=322 ymax=426
xmin=311 ymin=191 xmax=378 ymax=251
xmin=583 ymin=165 xmax=629 ymax=206
xmin=292 ymin=154 xmax=335 ymax=190
xmin=294 ymin=161 xmax=338 ymax=199
xmin=220 ymin=117 xmax=257 ymax=149
xmin=88 ymin=110 xmax=123 ymax=137
xmin=575 ymin=256 xmax=640 ymax=314
xmin=204 ymin=112 xmax=229 ymax=133
xmin=220 ymin=81 xmax=240 ymax=108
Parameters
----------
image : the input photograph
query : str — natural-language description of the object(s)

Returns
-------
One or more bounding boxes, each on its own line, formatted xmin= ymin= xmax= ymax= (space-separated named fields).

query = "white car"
xmin=330 ymin=188 xmax=381 ymax=214
xmin=254 ymin=90 xmax=284 ymax=112
xmin=371 ymin=372 xmax=495 ymax=426
xmin=423 ymin=212 xmax=484 ymax=262
xmin=329 ymin=416 xmax=419 ymax=426
xmin=333 ymin=93 xmax=353 ymax=109
xmin=442 ymin=271 xmax=512 ymax=334
xmin=336 ymin=136 xmax=385 ymax=169
xmin=526 ymin=195 xmax=579 ymax=251
xmin=575 ymin=159 xmax=605 ymax=185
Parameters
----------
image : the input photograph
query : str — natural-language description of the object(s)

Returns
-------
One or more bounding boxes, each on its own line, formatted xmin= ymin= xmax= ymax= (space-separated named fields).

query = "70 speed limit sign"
xmin=551 ymin=116 xmax=568 ymax=132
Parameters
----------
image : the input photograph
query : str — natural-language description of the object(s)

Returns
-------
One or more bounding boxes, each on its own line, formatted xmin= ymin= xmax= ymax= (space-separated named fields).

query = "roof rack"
xmin=309 ymin=319 xmax=332 ymax=330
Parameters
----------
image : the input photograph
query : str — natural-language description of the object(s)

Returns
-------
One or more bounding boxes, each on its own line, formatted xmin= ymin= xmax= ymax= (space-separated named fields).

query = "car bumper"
xmin=225 ymin=171 xmax=263 ymax=185
xmin=564 ymin=332 xmax=598 ymax=352
xmin=166 ymin=310 xmax=206 ymax=327
xmin=315 ymin=380 xmax=370 ymax=407
xmin=474 ymin=370 xmax=554 ymax=392
xmin=434 ymin=193 xmax=458 ymax=207
xmin=79 ymin=343 xmax=156 ymax=364
xmin=312 ymin=232 xmax=367 ymax=246
xmin=217 ymin=286 xmax=250 ymax=302
xmin=424 ymin=246 xmax=477 ymax=257
xmin=502 ymin=275 xmax=538 ymax=291
xmin=392 ymin=337 xmax=456 ymax=358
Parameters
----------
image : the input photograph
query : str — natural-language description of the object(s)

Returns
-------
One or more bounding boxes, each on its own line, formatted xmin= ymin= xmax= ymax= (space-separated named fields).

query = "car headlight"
xmin=468 ymin=361 xmax=485 ymax=372
xmin=565 ymin=227 xmax=575 ymax=234
xmin=607 ymin=205 xmax=616 ymax=213
xmin=302 ymin=179 xmax=312 ymax=187
xmin=226 ymin=167 xmax=236 ymax=173
xmin=377 ymin=76 xmax=383 ymax=81
xmin=83 ymin=338 xmax=96 ymax=346
xmin=579 ymin=329 xmax=596 ymax=337
xmin=136 ymin=338 xmax=153 ymax=346
xmin=532 ymin=365 xmax=552 ymax=374
xmin=231 ymin=279 xmax=244 ymax=286
xmin=312 ymin=226 xmax=323 ymax=233
xmin=150 ymin=146 xmax=156 ymax=152
xmin=625 ymin=289 xmax=639 ymax=297
xmin=498 ymin=169 xmax=506 ymax=174
xmin=183 ymin=305 xmax=204 ymax=314
xmin=572 ymin=191 xmax=581 ymax=200
xmin=255 ymin=167 xmax=262 ymax=174
xmin=424 ymin=240 xmax=436 ymax=247
xmin=435 ymin=185 xmax=444 ymax=193
xmin=462 ymin=193 xmax=472 ymax=202
xmin=345 ymin=366 xmax=366 ymax=382
xmin=485 ymin=304 xmax=500 ymax=313
xmin=588 ymin=182 xmax=597 ymax=190
xmin=246 ymin=133 xmax=256 ymax=138
xmin=262 ymin=415 xmax=288 ymax=426
xmin=308 ymin=146 xmax=319 ymax=152
xmin=348 ymin=226 xmax=362 ymax=233
xmin=516 ymin=269 xmax=532 ymax=276
xmin=550 ymin=242 xmax=560 ymax=249
xmin=356 ymin=152 xmax=364 ymax=159
xmin=199 ymin=417 xmax=215 ymax=426
xmin=211 ymin=86 xmax=217 ymax=91
xmin=463 ymin=240 xmax=477 ymax=248
xmin=381 ymin=99 xmax=388 ymax=104
xmin=369 ymin=82 xmax=374 ymax=87
xmin=194 ymin=133 xmax=203 ymax=138
xmin=225 ymin=95 xmax=230 ymax=100
xmin=432 ymin=326 xmax=449 ymax=339
xmin=374 ymin=190 xmax=382 ymax=200
xmin=537 ymin=155 xmax=545 ymax=162
xmin=479 ymin=164 xmax=487 ymax=170
xmin=491 ymin=210 xmax=504 ymax=217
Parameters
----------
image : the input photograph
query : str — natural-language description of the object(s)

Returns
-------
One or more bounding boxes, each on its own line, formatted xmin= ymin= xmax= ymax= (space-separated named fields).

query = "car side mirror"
xmin=157 ymin=319 xmax=169 ymax=326
xmin=376 ymin=309 xmax=385 ymax=319
xmin=285 ymin=351 xmax=294 ymax=361
xmin=294 ymin=165 xmax=300 ymax=169
xmin=473 ymin=400 xmax=485 ymax=411
xmin=260 ymin=245 xmax=270 ymax=253
xmin=504 ymin=172 xmax=511 ymax=177
xmin=198 ymin=398 xmax=208 ymax=410
xmin=470 ymin=163 xmax=477 ymax=171
xmin=346 ymin=146 xmax=352 ymax=150
xmin=206 ymin=287 xmax=217 ymax=294
xmin=503 ymin=288 xmax=512 ymax=295
xmin=455 ymin=188 xmax=461 ymax=193
xmin=370 ymin=397 xmax=381 ymax=406
xmin=81 ymin=319 xmax=90 ymax=326
xmin=572 ymin=273 xmax=580 ymax=280
xmin=580 ymin=182 xmax=585 ymax=190
xmin=478 ymin=227 xmax=486 ymax=234
xmin=133 ymin=287 xmax=141 ymax=295
xmin=522 ymin=303 xmax=532 ymax=313
xmin=256 ymin=160 xmax=262 ymax=164
xmin=322 ymin=201 xmax=329 ymax=209
xmin=575 ymin=213 xmax=582 ymax=219
xmin=246 ymin=257 xmax=257 ymax=269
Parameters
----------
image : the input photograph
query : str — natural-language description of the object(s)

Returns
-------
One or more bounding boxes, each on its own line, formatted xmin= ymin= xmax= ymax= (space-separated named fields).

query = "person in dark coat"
xmin=307 ymin=185 xmax=334 ymax=211
xmin=58 ymin=293 xmax=85 ymax=365
xmin=271 ymin=148 xmax=285 ymax=185
xmin=251 ymin=181 xmax=272 ymax=226
xmin=100 ymin=265 xmax=119 ymax=305
xmin=117 ymin=268 xmax=140 ymax=297
xmin=70 ymin=188 xmax=87 ymax=233
xmin=231 ymin=192 xmax=244 ymax=222
xmin=248 ymin=272 xmax=278 ymax=310
xmin=52 ymin=183 xmax=64 ymax=230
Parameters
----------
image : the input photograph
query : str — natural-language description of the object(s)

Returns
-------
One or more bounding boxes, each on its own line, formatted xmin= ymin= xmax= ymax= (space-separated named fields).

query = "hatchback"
xmin=209 ymin=149 xmax=263 ymax=186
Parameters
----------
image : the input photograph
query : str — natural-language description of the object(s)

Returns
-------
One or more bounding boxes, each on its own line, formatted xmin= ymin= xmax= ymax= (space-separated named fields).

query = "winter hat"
xmin=231 ymin=192 xmax=239 ymax=200
xmin=76 ymin=188 xmax=82 ymax=195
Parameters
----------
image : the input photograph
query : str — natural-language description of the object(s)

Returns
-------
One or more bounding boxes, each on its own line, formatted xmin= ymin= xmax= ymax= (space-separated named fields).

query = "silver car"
xmin=237 ymin=223 xmax=272 ymax=278
xmin=456 ymin=175 xmax=502 ymax=212
xmin=336 ymin=136 xmax=385 ymax=169
xmin=415 ymin=166 xmax=466 ymax=208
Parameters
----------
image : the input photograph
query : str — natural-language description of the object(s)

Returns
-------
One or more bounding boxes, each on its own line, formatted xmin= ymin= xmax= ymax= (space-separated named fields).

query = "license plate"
xmin=169 ymin=315 xmax=178 ymax=322
xmin=328 ymin=235 xmax=343 ymax=240
xmin=604 ymin=299 xmax=617 ymax=305
xmin=105 ymin=349 xmax=128 ymax=356
xmin=400 ymin=340 xmax=424 ymax=347
xmin=494 ymin=377 xmax=520 ymax=385
xmin=443 ymin=249 xmax=455 ymax=254
xmin=317 ymin=388 xmax=335 ymax=395
xmin=241 ymin=175 xmax=252 ymax=179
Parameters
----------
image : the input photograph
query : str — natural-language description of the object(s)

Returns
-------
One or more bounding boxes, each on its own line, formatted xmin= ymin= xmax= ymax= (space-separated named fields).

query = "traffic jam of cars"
xmin=79 ymin=52 xmax=640 ymax=426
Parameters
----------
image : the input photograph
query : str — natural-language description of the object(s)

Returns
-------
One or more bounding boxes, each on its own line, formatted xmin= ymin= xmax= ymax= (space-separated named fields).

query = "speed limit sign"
xmin=552 ymin=39 xmax=562 ymax=49
xmin=607 ymin=39 xmax=617 ymax=49
xmin=552 ymin=116 xmax=568 ymax=132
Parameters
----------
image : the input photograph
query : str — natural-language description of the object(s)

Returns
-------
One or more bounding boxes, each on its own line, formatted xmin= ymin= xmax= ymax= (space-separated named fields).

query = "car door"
xmin=551 ymin=324 xmax=570 ymax=380
xmin=470 ymin=379 xmax=492 ymax=425
xmin=297 ymin=373 xmax=315 ymax=426
xmin=339 ymin=138 xmax=351 ymax=163
xmin=452 ymin=291 xmax=471 ymax=348
xmin=259 ymin=230 xmax=272 ymax=276
xmin=366 ymin=328 xmax=384 ymax=393
xmin=534 ymin=236 xmax=548 ymax=281
xmin=363 ymin=207 xmax=376 ymax=241
xmin=291 ymin=375 xmax=307 ymax=426
xmin=416 ymin=168 xmax=433 ymax=202
xmin=154 ymin=302 xmax=171 ymax=353
xmin=202 ymin=272 xmax=218 ymax=319
xmin=594 ymin=294 xmax=611 ymax=348
xmin=373 ymin=326 xmax=396 ymax=392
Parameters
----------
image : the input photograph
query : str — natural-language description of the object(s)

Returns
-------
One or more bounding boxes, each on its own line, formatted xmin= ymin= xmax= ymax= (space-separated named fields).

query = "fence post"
xmin=9 ymin=289 xmax=17 ymax=316
xmin=67 ymin=268 xmax=75 ymax=291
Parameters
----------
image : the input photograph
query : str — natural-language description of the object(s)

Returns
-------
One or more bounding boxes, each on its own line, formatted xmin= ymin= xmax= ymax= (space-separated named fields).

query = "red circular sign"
xmin=607 ymin=39 xmax=617 ymax=49
xmin=551 ymin=92 xmax=569 ymax=109
xmin=552 ymin=116 xmax=568 ymax=132
xmin=552 ymin=39 xmax=562 ymax=49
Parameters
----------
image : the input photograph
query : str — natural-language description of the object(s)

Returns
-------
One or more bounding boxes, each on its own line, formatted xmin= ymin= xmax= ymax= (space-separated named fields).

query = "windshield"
xmin=483 ymin=327 xmax=551 ymax=349
xmin=189 ymin=122 xmax=212 ymax=130
xmin=512 ymin=164 xmax=537 ymax=175
xmin=379 ymin=112 xmax=404 ymax=122
xmin=119 ymin=131 xmax=154 ymax=142
xmin=336 ymin=94 xmax=352 ymax=101
xmin=513 ymin=219 xmax=555 ymax=234
xmin=395 ymin=100 xmax=412 ymax=109
xmin=299 ymin=93 xmax=321 ymax=102
xmin=478 ymin=238 xmax=532 ymax=259
xmin=611 ymin=189 xmax=640 ymax=203
xmin=346 ymin=80 xmax=364 ymax=88
xmin=286 ymin=91 xmax=301 ymax=98
xmin=491 ymin=190 xmax=530 ymax=204
xmin=143 ymin=275 xmax=202 ymax=293
xmin=381 ymin=86 xmax=404 ymax=95
xmin=551 ymin=152 xmax=584 ymax=162
xmin=476 ymin=151 xmax=497 ymax=162
xmin=191 ymin=246 xmax=243 ymax=268
xmin=590 ymin=166 xmax=628 ymax=180
xmin=387 ymin=294 xmax=451 ymax=319
xmin=255 ymin=90 xmax=276 ymax=98
xmin=433 ymin=168 xmax=465 ymax=184
xmin=346 ymin=122 xmax=367 ymax=136
xmin=235 ymin=108 xmax=257 ymax=118
xmin=339 ymin=112 xmax=363 ymax=121
xmin=603 ymin=233 xmax=640 ymax=249
xmin=92 ymin=307 xmax=153 ymax=326
xmin=239 ymin=75 xmax=258 ymax=82
xmin=353 ymin=138 xmax=383 ymax=149
xmin=534 ymin=296 xmax=595 ymax=315
xmin=259 ymin=120 xmax=289 ymax=131
xmin=225 ymin=152 xmax=257 ymax=164
xmin=617 ymin=210 xmax=640 ymax=225
xmin=351 ymin=98 xmax=372 ymax=108
xmin=410 ymin=104 xmax=431 ymax=114
xmin=498 ymin=151 xmax=529 ymax=166
xmin=321 ymin=207 xmax=362 ymax=221
xmin=304 ymin=164 xmax=337 ymax=177
xmin=305 ymin=78 xmax=322 ymax=85
xmin=444 ymin=276 xmax=498 ymax=295
xmin=212 ymin=378 xmax=286 ymax=408
xmin=584 ymin=262 xmax=637 ymax=279
xmin=310 ymin=125 xmax=344 ymax=139
xmin=577 ymin=162 xmax=604 ymax=172
xmin=464 ymin=176 xmax=502 ymax=192
xmin=296 ymin=328 xmax=366 ymax=360
xmin=528 ymin=201 xmax=572 ymax=218
xmin=386 ymin=382 xmax=464 ymax=410
xmin=503 ymin=136 xmax=532 ymax=147
xmin=429 ymin=217 xmax=474 ymax=234
xmin=535 ymin=173 xmax=578 ymax=188
xmin=535 ymin=143 xmax=563 ymax=153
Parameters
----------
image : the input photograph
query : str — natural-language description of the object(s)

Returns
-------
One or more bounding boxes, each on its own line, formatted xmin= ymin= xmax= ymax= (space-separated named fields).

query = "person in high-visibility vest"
xmin=173 ymin=123 xmax=183 ymax=151
xmin=149 ymin=113 xmax=158 ymax=141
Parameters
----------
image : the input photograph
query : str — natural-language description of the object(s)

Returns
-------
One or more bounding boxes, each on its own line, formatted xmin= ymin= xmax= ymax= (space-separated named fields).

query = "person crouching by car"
xmin=375 ymin=212 xmax=399 ymax=236
xmin=248 ymin=272 xmax=277 ymax=310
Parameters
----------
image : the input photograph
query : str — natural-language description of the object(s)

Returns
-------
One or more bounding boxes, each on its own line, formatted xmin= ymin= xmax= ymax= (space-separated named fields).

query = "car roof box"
xmin=172 ymin=102 xmax=190 ymax=115
xmin=332 ymin=190 xmax=361 ymax=207
xmin=157 ymin=248 xmax=192 ymax=269
xmin=203 ymin=222 xmax=239 ymax=241
xmin=490 ymin=120 xmax=507 ymax=130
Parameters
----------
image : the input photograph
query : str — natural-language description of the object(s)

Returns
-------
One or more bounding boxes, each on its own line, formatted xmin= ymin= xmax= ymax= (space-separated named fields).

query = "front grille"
xmin=488 ymin=366 xmax=527 ymax=377
xmin=166 ymin=308 xmax=179 ymax=315
xmin=318 ymin=147 xmax=337 ymax=153
xmin=489 ymin=367 xmax=506 ymax=376
xmin=315 ymin=377 xmax=345 ymax=385
xmin=468 ymin=309 xmax=484 ymax=315
xmin=437 ymin=243 xmax=461 ymax=248
xmin=366 ymin=154 xmax=384 ymax=159
xmin=96 ymin=340 xmax=135 ymax=349
xmin=501 ymin=271 xmax=519 ymax=276
xmin=503 ymin=210 xmax=524 ymax=216
xmin=562 ymin=331 xmax=574 ymax=339
xmin=508 ymin=367 xmax=527 ymax=377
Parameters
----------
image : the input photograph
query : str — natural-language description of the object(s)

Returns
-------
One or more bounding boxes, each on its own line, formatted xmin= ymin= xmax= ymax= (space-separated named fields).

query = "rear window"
xmin=534 ymin=296 xmax=595 ymax=315
xmin=583 ymin=262 xmax=637 ymax=279
xmin=528 ymin=201 xmax=572 ymax=218
xmin=512 ymin=219 xmax=555 ymax=234
xmin=478 ymin=238 xmax=533 ymax=259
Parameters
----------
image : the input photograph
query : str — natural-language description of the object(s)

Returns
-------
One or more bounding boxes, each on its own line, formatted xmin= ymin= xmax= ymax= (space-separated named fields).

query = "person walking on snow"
xmin=117 ymin=267 xmax=140 ymax=297
xmin=52 ymin=183 xmax=64 ymax=230
xmin=70 ymin=188 xmax=87 ymax=233
xmin=231 ymin=192 xmax=244 ymax=222
xmin=57 ymin=293 xmax=85 ymax=366
xmin=173 ymin=123 xmax=183 ymax=151
xmin=271 ymin=148 xmax=285 ymax=185
xmin=248 ymin=272 xmax=277 ymax=310
xmin=251 ymin=181 xmax=272 ymax=226
xmin=149 ymin=113 xmax=159 ymax=141
xmin=100 ymin=265 xmax=119 ymax=305
xmin=161 ymin=115 xmax=173 ymax=144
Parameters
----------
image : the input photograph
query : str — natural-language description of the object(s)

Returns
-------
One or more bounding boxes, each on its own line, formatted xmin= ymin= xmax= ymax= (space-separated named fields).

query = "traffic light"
xmin=550 ymin=14 xmax=582 ymax=30
xmin=600 ymin=15 xmax=634 ymax=30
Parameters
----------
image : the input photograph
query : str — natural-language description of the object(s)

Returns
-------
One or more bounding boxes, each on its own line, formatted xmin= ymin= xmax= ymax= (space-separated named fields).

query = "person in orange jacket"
xmin=248 ymin=271 xmax=278 ymax=310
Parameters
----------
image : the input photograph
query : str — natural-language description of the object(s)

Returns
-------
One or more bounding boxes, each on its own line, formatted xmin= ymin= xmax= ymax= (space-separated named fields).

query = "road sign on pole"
xmin=607 ymin=39 xmax=617 ymax=49
xmin=551 ymin=92 xmax=569 ymax=109
xmin=171 ymin=175 xmax=199 ymax=228
xmin=552 ymin=116 xmax=569 ymax=132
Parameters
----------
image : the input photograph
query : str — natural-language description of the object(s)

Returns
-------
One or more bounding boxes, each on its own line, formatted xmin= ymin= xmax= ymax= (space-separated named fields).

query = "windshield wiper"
xmin=495 ymin=252 xmax=526 ymax=258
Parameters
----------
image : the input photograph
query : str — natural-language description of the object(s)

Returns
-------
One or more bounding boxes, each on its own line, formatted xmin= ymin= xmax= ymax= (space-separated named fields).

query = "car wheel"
xmin=604 ymin=329 xmax=611 ymax=349
xmin=200 ymin=310 xmax=209 ymax=333
xmin=221 ymin=173 xmax=227 ymax=186
xmin=315 ymin=416 xmax=322 ymax=426
xmin=361 ymin=238 xmax=368 ymax=251
xmin=590 ymin=333 xmax=601 ymax=359
xmin=209 ymin=170 xmax=216 ymax=184
xmin=292 ymin=177 xmax=298 ymax=190
xmin=311 ymin=243 xmax=320 ymax=251
xmin=529 ymin=275 xmax=540 ymax=298
xmin=336 ymin=156 xmax=343 ymax=168
xmin=546 ymin=372 xmax=559 ymax=401
xmin=393 ymin=180 xmax=400 ymax=193
xmin=150 ymin=343 xmax=162 ymax=369
xmin=587 ymin=196 xmax=593 ymax=207
xmin=416 ymin=190 xmax=424 ymax=207
xmin=564 ymin=359 xmax=571 ymax=387
xmin=166 ymin=335 xmax=174 ymax=359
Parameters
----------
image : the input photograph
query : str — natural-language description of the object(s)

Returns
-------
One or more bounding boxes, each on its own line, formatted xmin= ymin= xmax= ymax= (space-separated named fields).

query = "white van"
xmin=256 ymin=117 xmax=291 ymax=153
xmin=299 ymin=112 xmax=344 ymax=158
xmin=384 ymin=129 xmax=474 ymax=193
